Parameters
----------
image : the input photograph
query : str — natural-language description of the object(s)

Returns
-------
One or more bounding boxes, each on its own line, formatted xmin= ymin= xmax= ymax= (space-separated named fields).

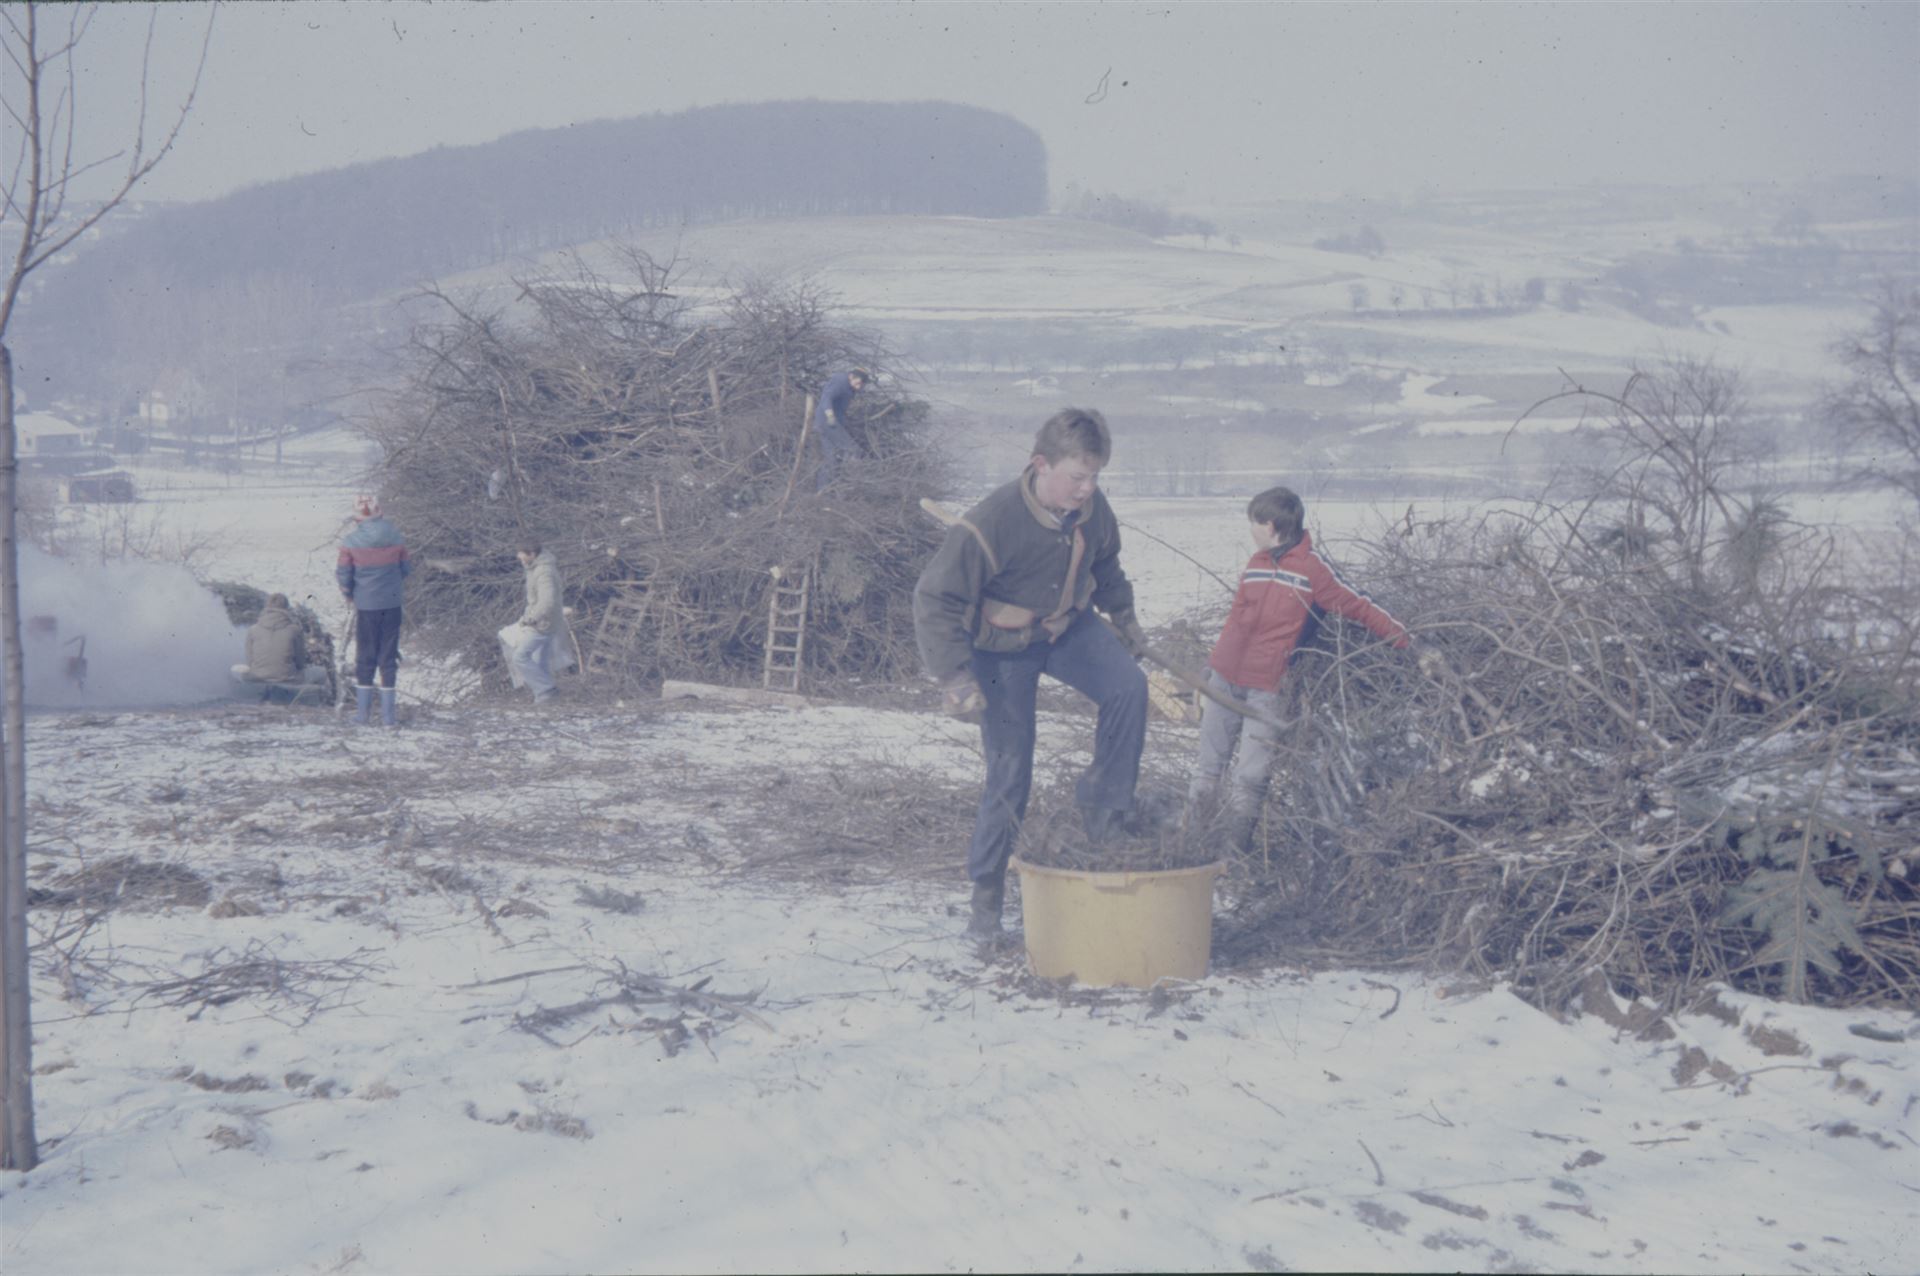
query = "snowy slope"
xmin=3 ymin=702 xmax=1914 ymax=1276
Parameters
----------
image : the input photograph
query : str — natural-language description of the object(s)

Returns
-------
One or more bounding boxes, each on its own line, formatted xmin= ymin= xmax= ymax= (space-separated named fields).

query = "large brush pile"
xmin=1213 ymin=364 xmax=1920 ymax=1010
xmin=362 ymin=251 xmax=949 ymax=690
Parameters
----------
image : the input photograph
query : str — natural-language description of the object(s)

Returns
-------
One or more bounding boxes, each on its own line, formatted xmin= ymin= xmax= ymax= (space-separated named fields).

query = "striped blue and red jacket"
xmin=1209 ymin=530 xmax=1406 ymax=692
xmin=336 ymin=517 xmax=412 ymax=611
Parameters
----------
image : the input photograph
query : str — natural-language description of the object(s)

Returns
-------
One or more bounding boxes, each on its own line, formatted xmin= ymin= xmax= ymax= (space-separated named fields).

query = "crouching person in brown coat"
xmin=233 ymin=593 xmax=328 ymax=696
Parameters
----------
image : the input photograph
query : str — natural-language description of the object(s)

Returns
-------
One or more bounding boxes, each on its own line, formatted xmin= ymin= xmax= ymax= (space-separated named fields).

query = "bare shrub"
xmin=60 ymin=503 xmax=216 ymax=569
xmin=1826 ymin=279 xmax=1920 ymax=508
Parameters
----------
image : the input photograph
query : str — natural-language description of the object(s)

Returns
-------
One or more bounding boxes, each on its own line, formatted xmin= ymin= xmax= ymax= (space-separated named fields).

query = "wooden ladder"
xmin=761 ymin=564 xmax=812 ymax=692
xmin=586 ymin=583 xmax=651 ymax=677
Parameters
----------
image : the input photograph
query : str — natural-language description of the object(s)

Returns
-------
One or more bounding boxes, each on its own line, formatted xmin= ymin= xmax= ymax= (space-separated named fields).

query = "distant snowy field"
xmin=5 ymin=435 xmax=1916 ymax=1276
xmin=553 ymin=216 xmax=1867 ymax=381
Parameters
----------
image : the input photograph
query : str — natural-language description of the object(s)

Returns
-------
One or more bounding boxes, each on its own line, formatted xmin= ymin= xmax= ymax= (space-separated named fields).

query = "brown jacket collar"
xmin=1019 ymin=466 xmax=1084 ymax=532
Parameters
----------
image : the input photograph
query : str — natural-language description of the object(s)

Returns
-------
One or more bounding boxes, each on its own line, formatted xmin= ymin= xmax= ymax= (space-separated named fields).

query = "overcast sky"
xmin=54 ymin=0 xmax=1920 ymax=208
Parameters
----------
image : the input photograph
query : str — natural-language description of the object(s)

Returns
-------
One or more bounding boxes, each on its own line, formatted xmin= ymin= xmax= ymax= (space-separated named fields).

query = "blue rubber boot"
xmin=379 ymin=687 xmax=398 ymax=728
xmin=351 ymin=685 xmax=374 ymax=725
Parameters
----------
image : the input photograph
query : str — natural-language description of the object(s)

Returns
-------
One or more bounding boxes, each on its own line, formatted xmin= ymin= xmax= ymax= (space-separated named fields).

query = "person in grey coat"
xmin=507 ymin=540 xmax=571 ymax=704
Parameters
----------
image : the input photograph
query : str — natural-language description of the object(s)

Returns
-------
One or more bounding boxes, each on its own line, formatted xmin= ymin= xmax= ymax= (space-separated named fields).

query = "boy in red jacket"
xmin=1190 ymin=486 xmax=1409 ymax=847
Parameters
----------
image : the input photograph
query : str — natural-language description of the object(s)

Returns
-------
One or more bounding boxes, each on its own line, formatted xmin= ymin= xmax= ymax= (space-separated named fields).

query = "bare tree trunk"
xmin=0 ymin=3 xmax=212 ymax=1173
xmin=0 ymin=345 xmax=36 ymax=1171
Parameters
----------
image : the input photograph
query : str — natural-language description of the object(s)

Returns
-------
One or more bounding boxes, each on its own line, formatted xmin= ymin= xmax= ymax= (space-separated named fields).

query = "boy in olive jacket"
xmin=913 ymin=408 xmax=1150 ymax=940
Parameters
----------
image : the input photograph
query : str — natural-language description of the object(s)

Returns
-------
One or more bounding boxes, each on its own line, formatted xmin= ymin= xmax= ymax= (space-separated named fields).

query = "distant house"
xmin=141 ymin=373 xmax=210 ymax=429
xmin=16 ymin=413 xmax=110 ymax=474
xmin=137 ymin=390 xmax=174 ymax=427
xmin=16 ymin=412 xmax=87 ymax=458
xmin=60 ymin=470 xmax=137 ymax=504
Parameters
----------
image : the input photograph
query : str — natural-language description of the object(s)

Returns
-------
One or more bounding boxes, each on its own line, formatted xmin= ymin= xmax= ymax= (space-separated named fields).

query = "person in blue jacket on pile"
xmin=813 ymin=367 xmax=870 ymax=491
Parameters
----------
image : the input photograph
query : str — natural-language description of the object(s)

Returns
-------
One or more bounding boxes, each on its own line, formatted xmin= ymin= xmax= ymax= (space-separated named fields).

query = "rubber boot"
xmin=1219 ymin=807 xmax=1259 ymax=856
xmin=966 ymin=874 xmax=1005 ymax=941
xmin=379 ymin=687 xmax=398 ymax=728
xmin=1082 ymin=805 xmax=1130 ymax=847
xmin=351 ymin=685 xmax=375 ymax=725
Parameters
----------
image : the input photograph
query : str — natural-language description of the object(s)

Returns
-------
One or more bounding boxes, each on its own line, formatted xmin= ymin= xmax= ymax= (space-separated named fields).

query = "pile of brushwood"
xmin=1014 ymin=782 xmax=1206 ymax=874
xmin=361 ymin=249 xmax=949 ymax=690
xmin=1204 ymin=361 xmax=1919 ymax=1011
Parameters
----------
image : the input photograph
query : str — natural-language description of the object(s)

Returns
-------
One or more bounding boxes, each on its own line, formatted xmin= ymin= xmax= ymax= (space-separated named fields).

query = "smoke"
xmin=18 ymin=546 xmax=242 ymax=708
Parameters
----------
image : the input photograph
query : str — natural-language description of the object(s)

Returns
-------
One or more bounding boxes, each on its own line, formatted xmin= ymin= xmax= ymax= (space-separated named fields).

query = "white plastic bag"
xmin=498 ymin=622 xmax=538 ymax=689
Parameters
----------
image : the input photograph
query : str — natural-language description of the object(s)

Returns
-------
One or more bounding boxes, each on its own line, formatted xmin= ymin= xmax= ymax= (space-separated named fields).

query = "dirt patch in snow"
xmin=32 ymin=855 xmax=213 ymax=912
xmin=1353 ymin=1200 xmax=1411 ymax=1234
xmin=1671 ymin=1045 xmax=1739 ymax=1087
xmin=174 ymin=1068 xmax=273 ymax=1094
xmin=1745 ymin=1023 xmax=1809 ymax=1057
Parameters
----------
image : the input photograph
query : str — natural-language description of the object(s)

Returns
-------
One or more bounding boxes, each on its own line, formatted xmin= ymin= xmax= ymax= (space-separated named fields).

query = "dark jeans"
xmin=965 ymin=610 xmax=1148 ymax=883
xmin=354 ymin=607 xmax=403 ymax=689
xmin=815 ymin=420 xmax=853 ymax=491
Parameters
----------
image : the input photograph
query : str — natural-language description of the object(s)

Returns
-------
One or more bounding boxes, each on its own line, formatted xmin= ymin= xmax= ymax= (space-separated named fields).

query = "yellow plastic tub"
xmin=1010 ymin=857 xmax=1224 ymax=988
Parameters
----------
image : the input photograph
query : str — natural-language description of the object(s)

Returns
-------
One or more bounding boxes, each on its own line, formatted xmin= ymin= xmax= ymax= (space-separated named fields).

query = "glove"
xmin=941 ymin=672 xmax=986 ymax=724
xmin=1110 ymin=610 xmax=1150 ymax=658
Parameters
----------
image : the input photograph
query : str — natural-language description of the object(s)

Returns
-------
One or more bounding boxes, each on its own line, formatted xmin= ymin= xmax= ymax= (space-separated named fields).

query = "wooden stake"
xmin=776 ymin=394 xmax=816 ymax=516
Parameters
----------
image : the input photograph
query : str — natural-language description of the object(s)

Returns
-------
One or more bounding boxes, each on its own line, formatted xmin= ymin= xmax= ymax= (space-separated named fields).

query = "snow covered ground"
xmin=5 ymin=443 xmax=1918 ymax=1275
xmin=4 ymin=700 xmax=1915 ymax=1276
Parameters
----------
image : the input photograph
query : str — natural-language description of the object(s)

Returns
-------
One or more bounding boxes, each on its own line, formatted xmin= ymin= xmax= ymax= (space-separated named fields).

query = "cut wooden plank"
xmin=1147 ymin=669 xmax=1201 ymax=724
xmin=587 ymin=584 xmax=652 ymax=676
xmin=660 ymin=680 xmax=816 ymax=709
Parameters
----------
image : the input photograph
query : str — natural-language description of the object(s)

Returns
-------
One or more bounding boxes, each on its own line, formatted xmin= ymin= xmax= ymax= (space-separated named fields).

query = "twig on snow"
xmin=1358 ymin=1138 xmax=1385 ymax=1186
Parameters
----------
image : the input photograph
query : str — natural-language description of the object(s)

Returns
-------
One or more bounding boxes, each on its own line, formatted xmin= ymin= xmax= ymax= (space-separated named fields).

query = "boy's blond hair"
xmin=1032 ymin=408 xmax=1111 ymax=465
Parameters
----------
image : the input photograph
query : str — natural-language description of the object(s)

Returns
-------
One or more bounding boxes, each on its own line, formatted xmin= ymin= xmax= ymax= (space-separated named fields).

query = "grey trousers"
xmin=1188 ymin=670 xmax=1287 ymax=816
